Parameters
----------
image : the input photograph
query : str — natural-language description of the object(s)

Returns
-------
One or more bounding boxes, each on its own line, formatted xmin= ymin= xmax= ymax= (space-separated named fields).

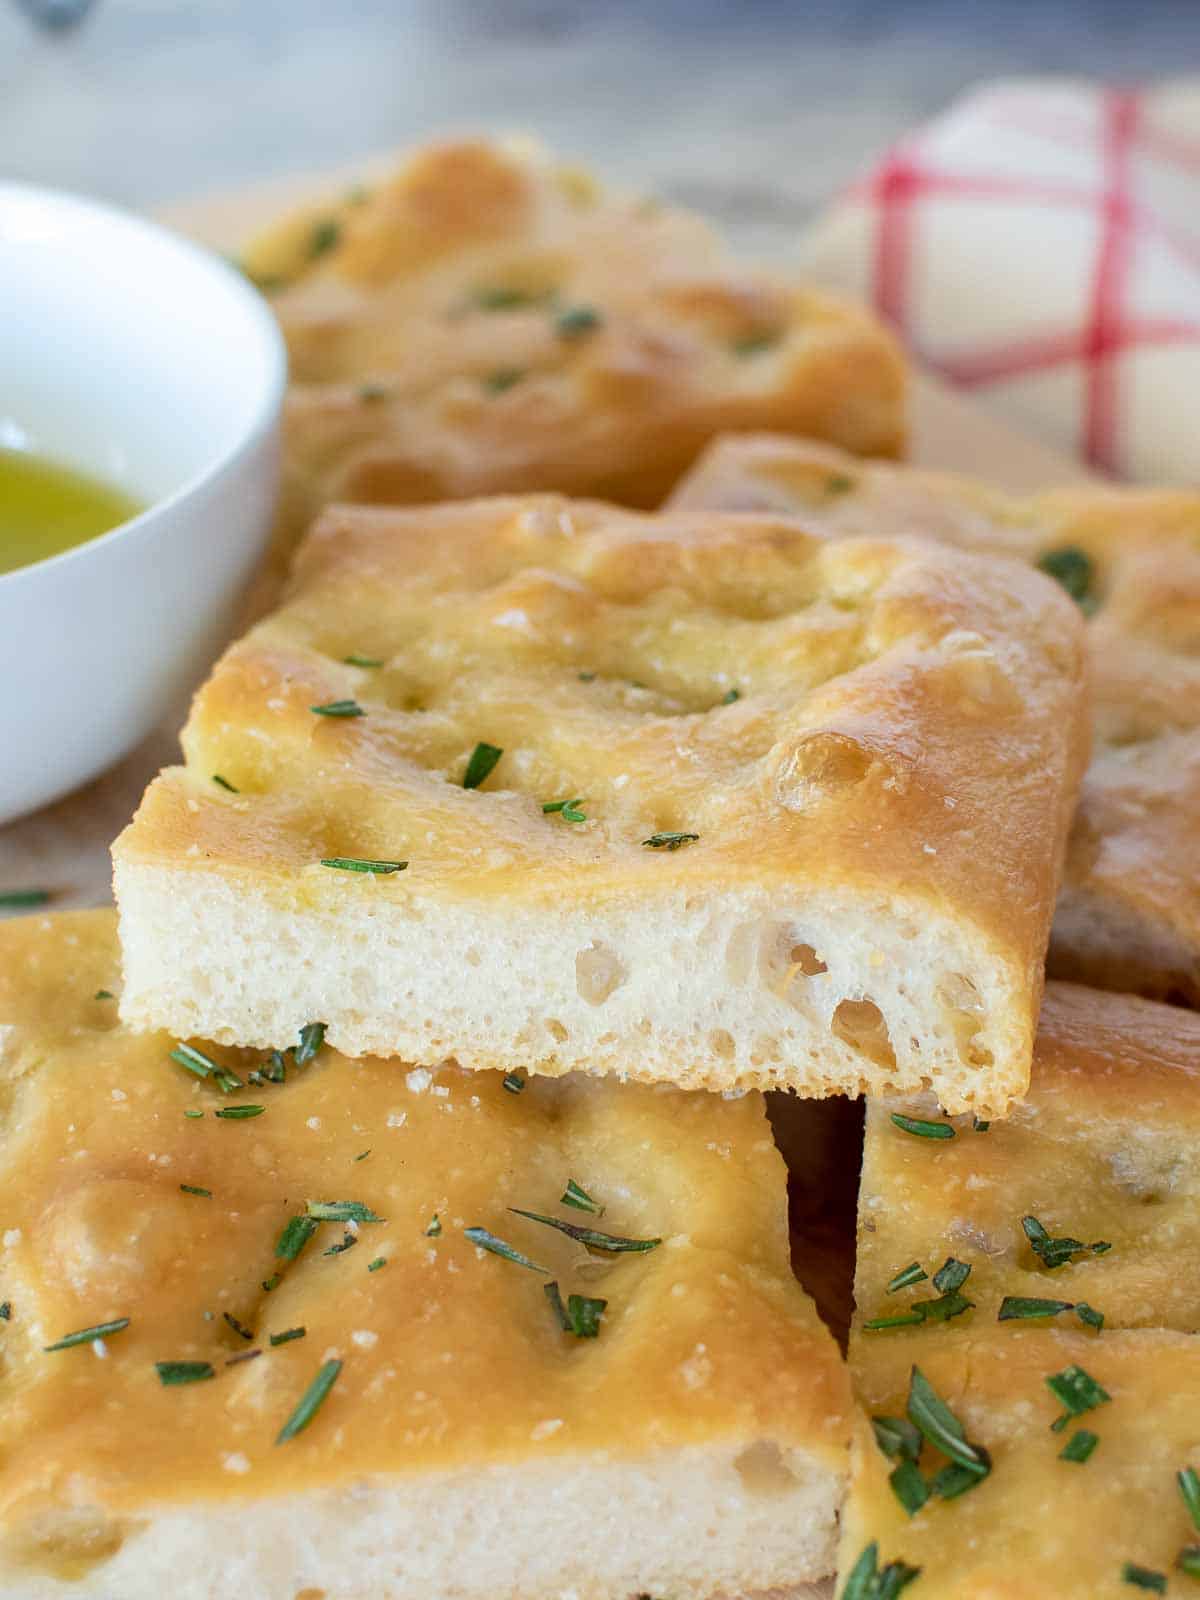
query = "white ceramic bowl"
xmin=0 ymin=182 xmax=286 ymax=824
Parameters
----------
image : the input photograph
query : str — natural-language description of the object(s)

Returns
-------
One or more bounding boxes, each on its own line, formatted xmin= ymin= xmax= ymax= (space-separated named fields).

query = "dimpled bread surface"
xmin=242 ymin=135 xmax=905 ymax=595
xmin=113 ymin=494 xmax=1089 ymax=1117
xmin=0 ymin=909 xmax=850 ymax=1600
xmin=839 ymin=982 xmax=1200 ymax=1596
xmin=671 ymin=431 xmax=1200 ymax=1006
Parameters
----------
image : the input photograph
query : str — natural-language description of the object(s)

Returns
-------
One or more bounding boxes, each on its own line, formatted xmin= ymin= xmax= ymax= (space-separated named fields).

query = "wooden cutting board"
xmin=0 ymin=156 xmax=1093 ymax=911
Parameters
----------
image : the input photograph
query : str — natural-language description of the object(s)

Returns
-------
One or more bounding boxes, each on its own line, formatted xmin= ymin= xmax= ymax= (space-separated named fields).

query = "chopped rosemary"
xmin=544 ymin=1280 xmax=606 ymax=1337
xmin=561 ymin=1179 xmax=604 ymax=1216
xmin=578 ymin=671 xmax=596 ymax=682
xmin=367 ymin=1256 xmax=387 ymax=1272
xmin=1122 ymin=1564 xmax=1166 ymax=1593
xmin=722 ymin=688 xmax=740 ymax=704
xmin=1037 ymin=545 xmax=1097 ymax=611
xmin=1179 ymin=1466 xmax=1200 ymax=1530
xmin=264 ymin=1051 xmax=287 ymax=1083
xmin=294 ymin=1022 xmax=326 ymax=1065
xmin=305 ymin=1200 xmax=382 ymax=1223
xmin=509 ymin=1208 xmax=661 ymax=1254
xmin=94 ymin=989 xmax=115 ymax=1000
xmin=277 ymin=1216 xmax=319 ymax=1260
xmin=309 ymin=219 xmax=341 ymax=259
xmin=226 ymin=1347 xmax=262 ymax=1367
xmin=425 ymin=1214 xmax=442 ymax=1237
xmin=890 ymin=1113 xmax=955 ymax=1140
xmin=344 ymin=652 xmax=384 ymax=668
xmin=556 ymin=304 xmax=602 ymax=338
xmin=1046 ymin=1363 xmax=1111 ymax=1432
xmin=310 ymin=699 xmax=365 ymax=717
xmin=871 ymin=1415 xmax=922 ymax=1462
xmin=484 ymin=367 xmax=525 ymax=394
xmin=1060 ymin=1429 xmax=1099 ymax=1463
xmin=464 ymin=1226 xmax=548 ymax=1274
xmin=0 ymin=889 xmax=50 ymax=909
xmin=355 ymin=1150 xmax=371 ymax=1163
xmin=323 ymin=1231 xmax=357 ymax=1256
xmin=502 ymin=1071 xmax=526 ymax=1094
xmin=261 ymin=1273 xmax=281 ymax=1293
xmin=169 ymin=1042 xmax=243 ymax=1095
xmin=276 ymin=1358 xmax=342 ymax=1444
xmin=155 ymin=1360 xmax=215 ymax=1385
xmin=972 ymin=1116 xmax=991 ymax=1132
xmin=269 ymin=1327 xmax=306 ymax=1347
xmin=863 ymin=1310 xmax=924 ymax=1332
xmin=907 ymin=1365 xmax=991 ymax=1479
xmin=841 ymin=1543 xmax=921 ymax=1600
xmin=320 ymin=857 xmax=407 ymax=874
xmin=932 ymin=1258 xmax=970 ymax=1294
xmin=463 ymin=741 xmax=503 ymax=788
xmin=998 ymin=1296 xmax=1076 ymax=1321
xmin=889 ymin=1457 xmax=929 ymax=1516
xmin=214 ymin=1104 xmax=265 ymax=1119
xmin=1076 ymin=1302 xmax=1105 ymax=1330
xmin=1022 ymin=1214 xmax=1110 ymax=1270
xmin=0 ymin=1302 xmax=10 ymax=1320
xmin=732 ymin=331 xmax=780 ymax=357
xmin=867 ymin=1260 xmax=973 ymax=1328
xmin=1179 ymin=1547 xmax=1200 ymax=1578
xmin=44 ymin=1317 xmax=130 ymax=1351
xmin=212 ymin=774 xmax=239 ymax=793
xmin=357 ymin=384 xmax=390 ymax=403
xmin=475 ymin=286 xmax=537 ymax=310
xmin=642 ymin=832 xmax=699 ymax=851
xmin=184 ymin=1109 xmax=204 ymax=1119
xmin=886 ymin=1263 xmax=929 ymax=1294
xmin=179 ymin=1184 xmax=212 ymax=1198
xmin=223 ymin=1312 xmax=254 ymax=1341
xmin=825 ymin=473 xmax=855 ymax=494
xmin=542 ymin=797 xmax=587 ymax=822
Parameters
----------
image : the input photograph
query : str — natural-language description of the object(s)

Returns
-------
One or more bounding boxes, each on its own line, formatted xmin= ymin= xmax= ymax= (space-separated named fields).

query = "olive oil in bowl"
xmin=0 ymin=447 xmax=142 ymax=576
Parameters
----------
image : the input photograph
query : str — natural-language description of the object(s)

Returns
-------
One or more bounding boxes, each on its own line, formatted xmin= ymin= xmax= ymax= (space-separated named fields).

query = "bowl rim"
xmin=0 ymin=178 xmax=288 ymax=591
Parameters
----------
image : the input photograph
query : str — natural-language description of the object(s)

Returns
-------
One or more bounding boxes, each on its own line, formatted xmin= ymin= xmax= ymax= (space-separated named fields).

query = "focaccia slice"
xmin=245 ymin=137 xmax=905 ymax=554
xmin=854 ymin=982 xmax=1200 ymax=1335
xmin=671 ymin=432 xmax=1200 ymax=1006
xmin=0 ymin=910 xmax=849 ymax=1600
xmin=113 ymin=495 xmax=1089 ymax=1116
xmin=840 ymin=1327 xmax=1200 ymax=1598
xmin=840 ymin=983 xmax=1200 ymax=1596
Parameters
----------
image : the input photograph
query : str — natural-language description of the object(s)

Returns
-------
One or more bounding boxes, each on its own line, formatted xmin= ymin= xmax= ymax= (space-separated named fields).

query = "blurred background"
xmin=3 ymin=0 xmax=1200 ymax=253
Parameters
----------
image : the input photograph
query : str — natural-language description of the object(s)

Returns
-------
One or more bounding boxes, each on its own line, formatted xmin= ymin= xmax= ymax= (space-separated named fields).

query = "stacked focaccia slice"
xmin=841 ymin=982 xmax=1200 ymax=1596
xmin=0 ymin=909 xmax=851 ymax=1600
xmin=671 ymin=432 xmax=1200 ymax=1006
xmin=112 ymin=494 xmax=1089 ymax=1119
xmin=245 ymin=136 xmax=906 ymax=540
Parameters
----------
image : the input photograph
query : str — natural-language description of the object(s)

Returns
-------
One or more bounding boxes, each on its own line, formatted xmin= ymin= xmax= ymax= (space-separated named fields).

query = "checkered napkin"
xmin=798 ymin=78 xmax=1200 ymax=482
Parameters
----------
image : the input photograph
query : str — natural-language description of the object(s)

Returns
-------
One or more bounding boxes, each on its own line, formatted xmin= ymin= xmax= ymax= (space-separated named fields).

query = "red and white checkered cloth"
xmin=799 ymin=78 xmax=1200 ymax=482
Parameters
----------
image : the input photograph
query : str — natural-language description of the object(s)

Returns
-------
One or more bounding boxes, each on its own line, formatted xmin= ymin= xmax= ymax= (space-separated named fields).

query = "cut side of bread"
xmin=113 ymin=496 xmax=1090 ymax=1115
xmin=0 ymin=910 xmax=850 ymax=1600
xmin=671 ymin=432 xmax=1200 ymax=1006
xmin=240 ymin=136 xmax=906 ymax=601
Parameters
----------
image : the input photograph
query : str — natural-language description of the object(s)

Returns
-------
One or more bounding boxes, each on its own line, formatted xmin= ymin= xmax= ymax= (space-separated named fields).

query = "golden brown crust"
xmin=841 ymin=1327 xmax=1200 ymax=1598
xmin=243 ymin=137 xmax=905 ymax=592
xmin=856 ymin=981 xmax=1200 ymax=1335
xmin=114 ymin=495 xmax=1089 ymax=1109
xmin=0 ymin=911 xmax=849 ymax=1550
xmin=672 ymin=434 xmax=1200 ymax=1005
xmin=846 ymin=983 xmax=1200 ymax=1592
